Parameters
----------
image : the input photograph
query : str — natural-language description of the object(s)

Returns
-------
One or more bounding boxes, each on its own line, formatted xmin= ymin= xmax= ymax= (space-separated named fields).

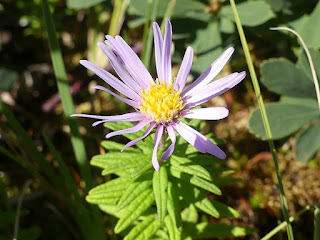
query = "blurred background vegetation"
xmin=0 ymin=0 xmax=319 ymax=239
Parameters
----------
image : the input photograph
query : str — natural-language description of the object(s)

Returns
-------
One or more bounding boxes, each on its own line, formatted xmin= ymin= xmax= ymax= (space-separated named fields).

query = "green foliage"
xmin=128 ymin=0 xmax=207 ymax=19
xmin=221 ymin=0 xmax=275 ymax=27
xmin=298 ymin=1 xmax=320 ymax=49
xmin=261 ymin=58 xmax=316 ymax=98
xmin=87 ymin=121 xmax=255 ymax=239
xmin=0 ymin=178 xmax=41 ymax=240
xmin=0 ymin=103 xmax=104 ymax=240
xmin=190 ymin=20 xmax=223 ymax=74
xmin=249 ymin=102 xmax=319 ymax=139
xmin=66 ymin=0 xmax=108 ymax=9
xmin=249 ymin=48 xmax=320 ymax=163
xmin=153 ymin=165 xmax=168 ymax=222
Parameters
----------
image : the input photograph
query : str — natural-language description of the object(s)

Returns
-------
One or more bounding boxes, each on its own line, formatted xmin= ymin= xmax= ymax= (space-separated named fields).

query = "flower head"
xmin=72 ymin=19 xmax=246 ymax=171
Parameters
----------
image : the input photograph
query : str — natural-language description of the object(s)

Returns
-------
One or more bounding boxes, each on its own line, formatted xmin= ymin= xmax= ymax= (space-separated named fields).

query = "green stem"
xmin=141 ymin=0 xmax=153 ymax=64
xmin=108 ymin=0 xmax=130 ymax=37
xmin=142 ymin=0 xmax=160 ymax=69
xmin=229 ymin=1 xmax=294 ymax=239
xmin=160 ymin=0 xmax=176 ymax=34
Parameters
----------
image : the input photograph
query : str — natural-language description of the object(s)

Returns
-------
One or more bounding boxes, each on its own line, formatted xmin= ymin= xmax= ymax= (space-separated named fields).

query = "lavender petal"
xmin=106 ymin=35 xmax=153 ymax=88
xmin=184 ymin=71 xmax=246 ymax=109
xmin=161 ymin=125 xmax=176 ymax=161
xmin=106 ymin=118 xmax=152 ymax=139
xmin=152 ymin=125 xmax=164 ymax=171
xmin=173 ymin=47 xmax=193 ymax=91
xmin=71 ymin=112 xmax=143 ymax=120
xmin=162 ymin=19 xmax=172 ymax=84
xmin=92 ymin=115 xmax=145 ymax=127
xmin=121 ymin=122 xmax=157 ymax=152
xmin=173 ymin=121 xmax=226 ymax=159
xmin=182 ymin=107 xmax=229 ymax=120
xmin=97 ymin=42 xmax=142 ymax=94
xmin=153 ymin=22 xmax=164 ymax=82
xmin=80 ymin=60 xmax=141 ymax=102
xmin=92 ymin=85 xmax=140 ymax=109
xmin=182 ymin=47 xmax=234 ymax=97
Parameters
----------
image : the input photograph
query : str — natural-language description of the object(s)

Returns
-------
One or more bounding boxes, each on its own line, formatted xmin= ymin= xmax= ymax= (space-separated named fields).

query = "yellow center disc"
xmin=139 ymin=79 xmax=184 ymax=124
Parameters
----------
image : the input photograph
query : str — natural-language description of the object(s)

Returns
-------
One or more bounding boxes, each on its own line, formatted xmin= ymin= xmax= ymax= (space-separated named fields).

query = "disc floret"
xmin=140 ymin=79 xmax=184 ymax=124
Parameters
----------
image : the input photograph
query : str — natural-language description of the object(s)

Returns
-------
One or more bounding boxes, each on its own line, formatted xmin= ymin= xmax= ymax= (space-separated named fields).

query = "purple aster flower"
xmin=72 ymin=19 xmax=246 ymax=171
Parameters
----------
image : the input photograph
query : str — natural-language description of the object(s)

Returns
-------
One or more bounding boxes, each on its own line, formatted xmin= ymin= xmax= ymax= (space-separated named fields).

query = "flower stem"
xmin=270 ymin=27 xmax=320 ymax=112
xmin=229 ymin=0 xmax=294 ymax=239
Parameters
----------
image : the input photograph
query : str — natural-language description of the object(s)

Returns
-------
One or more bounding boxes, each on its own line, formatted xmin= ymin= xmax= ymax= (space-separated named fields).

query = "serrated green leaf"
xmin=99 ymin=204 xmax=123 ymax=218
xmin=181 ymin=204 xmax=198 ymax=223
xmin=171 ymin=155 xmax=212 ymax=181
xmin=115 ymin=189 xmax=155 ymax=233
xmin=261 ymin=58 xmax=316 ymax=99
xmin=192 ymin=187 xmax=219 ymax=218
xmin=117 ymin=178 xmax=152 ymax=210
xmin=249 ymin=102 xmax=320 ymax=140
xmin=153 ymin=165 xmax=168 ymax=222
xmin=89 ymin=177 xmax=131 ymax=195
xmin=130 ymin=158 xmax=153 ymax=179
xmin=101 ymin=140 xmax=141 ymax=153
xmin=167 ymin=182 xmax=182 ymax=229
xmin=90 ymin=154 xmax=118 ymax=169
xmin=164 ymin=215 xmax=181 ymax=240
xmin=194 ymin=196 xmax=219 ymax=218
xmin=221 ymin=0 xmax=274 ymax=27
xmin=184 ymin=222 xmax=256 ymax=238
xmin=211 ymin=200 xmax=239 ymax=218
xmin=91 ymin=152 xmax=144 ymax=169
xmin=124 ymin=214 xmax=161 ymax=240
xmin=102 ymin=157 xmax=148 ymax=175
xmin=86 ymin=189 xmax=125 ymax=205
xmin=133 ymin=216 xmax=161 ymax=240
xmin=170 ymin=167 xmax=221 ymax=195
xmin=296 ymin=119 xmax=320 ymax=163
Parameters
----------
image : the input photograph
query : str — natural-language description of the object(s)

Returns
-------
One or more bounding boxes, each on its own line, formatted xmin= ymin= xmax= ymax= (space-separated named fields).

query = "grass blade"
xmin=40 ymin=1 xmax=105 ymax=239
xmin=229 ymin=1 xmax=294 ymax=239
xmin=41 ymin=0 xmax=93 ymax=189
